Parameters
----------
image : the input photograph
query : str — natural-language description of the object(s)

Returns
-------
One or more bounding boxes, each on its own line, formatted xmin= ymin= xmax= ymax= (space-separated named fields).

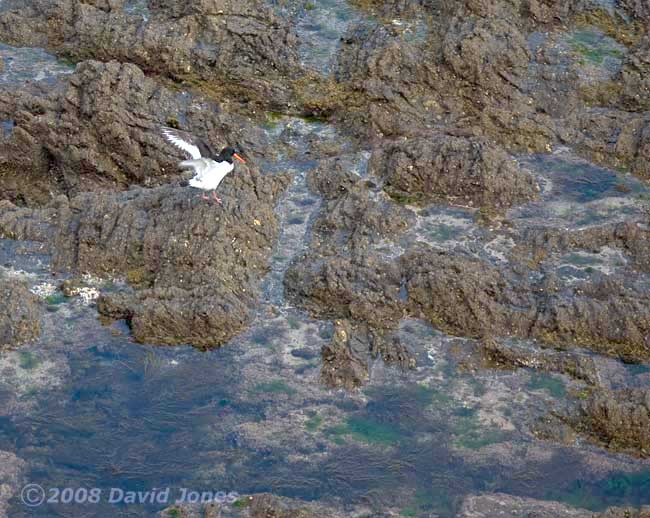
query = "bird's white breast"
xmin=187 ymin=159 xmax=234 ymax=191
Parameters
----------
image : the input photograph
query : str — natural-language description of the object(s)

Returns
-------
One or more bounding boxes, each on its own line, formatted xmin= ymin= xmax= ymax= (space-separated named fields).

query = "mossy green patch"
xmin=262 ymin=111 xmax=285 ymax=129
xmin=253 ymin=380 xmax=296 ymax=395
xmin=324 ymin=425 xmax=348 ymax=445
xmin=345 ymin=416 xmax=402 ymax=445
xmin=452 ymin=410 xmax=506 ymax=450
xmin=326 ymin=418 xmax=403 ymax=445
xmin=475 ymin=205 xmax=504 ymax=226
xmin=126 ymin=268 xmax=149 ymax=286
xmin=569 ymin=29 xmax=624 ymax=66
xmin=573 ymin=9 xmax=644 ymax=47
xmin=603 ymin=471 xmax=650 ymax=500
xmin=305 ymin=414 xmax=323 ymax=431
xmin=56 ymin=54 xmax=79 ymax=68
xmin=45 ymin=293 xmax=67 ymax=305
xmin=579 ymin=77 xmax=624 ymax=108
xmin=386 ymin=189 xmax=425 ymax=206
xmin=528 ymin=373 xmax=567 ymax=399
xmin=300 ymin=113 xmax=330 ymax=124
xmin=18 ymin=351 xmax=40 ymax=370
xmin=286 ymin=316 xmax=301 ymax=330
xmin=233 ymin=497 xmax=252 ymax=508
xmin=547 ymin=470 xmax=650 ymax=511
xmin=165 ymin=117 xmax=180 ymax=129
xmin=574 ymin=388 xmax=591 ymax=401
xmin=412 ymin=384 xmax=444 ymax=406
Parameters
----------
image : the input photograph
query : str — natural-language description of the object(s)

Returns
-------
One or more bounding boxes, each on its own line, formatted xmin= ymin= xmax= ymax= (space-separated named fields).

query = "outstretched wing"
xmin=161 ymin=127 xmax=203 ymax=160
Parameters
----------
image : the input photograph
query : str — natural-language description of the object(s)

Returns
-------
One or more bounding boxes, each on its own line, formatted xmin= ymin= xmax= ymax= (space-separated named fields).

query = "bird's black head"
xmin=215 ymin=146 xmax=246 ymax=164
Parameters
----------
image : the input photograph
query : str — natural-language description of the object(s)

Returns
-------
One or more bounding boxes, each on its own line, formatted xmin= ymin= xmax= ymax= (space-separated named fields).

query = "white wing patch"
xmin=161 ymin=128 xmax=202 ymax=159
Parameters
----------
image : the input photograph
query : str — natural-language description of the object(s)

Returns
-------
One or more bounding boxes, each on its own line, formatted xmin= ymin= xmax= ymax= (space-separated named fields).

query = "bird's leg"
xmin=212 ymin=191 xmax=222 ymax=205
xmin=201 ymin=192 xmax=210 ymax=201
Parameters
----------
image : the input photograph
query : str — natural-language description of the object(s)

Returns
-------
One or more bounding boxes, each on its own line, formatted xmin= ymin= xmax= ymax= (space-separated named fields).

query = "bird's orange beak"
xmin=233 ymin=153 xmax=246 ymax=164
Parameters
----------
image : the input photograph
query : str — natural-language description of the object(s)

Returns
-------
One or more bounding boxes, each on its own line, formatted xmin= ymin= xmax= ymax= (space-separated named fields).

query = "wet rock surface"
xmin=401 ymin=246 xmax=535 ymax=339
xmin=319 ymin=319 xmax=413 ymax=390
xmin=469 ymin=337 xmax=600 ymax=385
xmin=0 ymin=273 xmax=42 ymax=349
xmin=370 ymin=135 xmax=539 ymax=211
xmin=289 ymin=235 xmax=650 ymax=363
xmin=601 ymin=508 xmax=650 ymax=518
xmin=330 ymin=0 xmax=650 ymax=181
xmin=621 ymin=0 xmax=650 ymax=23
xmin=286 ymin=253 xmax=403 ymax=328
xmin=512 ymin=219 xmax=650 ymax=274
xmin=0 ymin=0 xmax=300 ymax=104
xmin=0 ymin=59 xmax=265 ymax=203
xmin=569 ymin=388 xmax=650 ymax=458
xmin=320 ymin=319 xmax=371 ymax=389
xmin=159 ymin=493 xmax=361 ymax=517
xmin=458 ymin=493 xmax=594 ymax=517
xmin=0 ymin=451 xmax=26 ymax=518
xmin=459 ymin=493 xmax=650 ymax=517
xmin=1 ymin=173 xmax=288 ymax=347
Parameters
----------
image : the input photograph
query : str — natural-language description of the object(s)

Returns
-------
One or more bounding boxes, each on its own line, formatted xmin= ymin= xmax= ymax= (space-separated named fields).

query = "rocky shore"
xmin=0 ymin=0 xmax=648 ymax=515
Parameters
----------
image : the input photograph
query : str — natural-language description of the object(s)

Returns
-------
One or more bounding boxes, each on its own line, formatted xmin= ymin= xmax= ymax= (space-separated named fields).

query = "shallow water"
xmin=123 ymin=0 xmax=150 ymax=20
xmin=511 ymin=149 xmax=649 ymax=229
xmin=1 ymin=2 xmax=650 ymax=517
xmin=0 ymin=43 xmax=74 ymax=87
xmin=276 ymin=0 xmax=370 ymax=74
xmin=4 ymin=256 xmax=650 ymax=517
xmin=564 ymin=27 xmax=626 ymax=80
xmin=3 ymin=125 xmax=650 ymax=517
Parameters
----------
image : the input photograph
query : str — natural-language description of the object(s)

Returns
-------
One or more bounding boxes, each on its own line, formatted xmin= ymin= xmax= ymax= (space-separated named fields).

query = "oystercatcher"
xmin=161 ymin=127 xmax=245 ymax=204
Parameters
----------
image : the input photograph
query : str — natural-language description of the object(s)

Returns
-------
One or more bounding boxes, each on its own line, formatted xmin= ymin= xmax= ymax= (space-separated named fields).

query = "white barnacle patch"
xmin=29 ymin=282 xmax=57 ymax=298
xmin=64 ymin=274 xmax=105 ymax=304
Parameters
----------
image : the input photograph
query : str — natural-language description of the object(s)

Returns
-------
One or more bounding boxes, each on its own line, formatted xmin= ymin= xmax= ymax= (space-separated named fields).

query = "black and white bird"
xmin=161 ymin=127 xmax=245 ymax=204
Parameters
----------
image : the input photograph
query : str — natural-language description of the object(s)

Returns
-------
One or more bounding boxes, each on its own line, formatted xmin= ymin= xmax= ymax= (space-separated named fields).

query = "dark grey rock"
xmin=0 ymin=274 xmax=42 ymax=350
xmin=1 ymin=172 xmax=289 ymax=347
